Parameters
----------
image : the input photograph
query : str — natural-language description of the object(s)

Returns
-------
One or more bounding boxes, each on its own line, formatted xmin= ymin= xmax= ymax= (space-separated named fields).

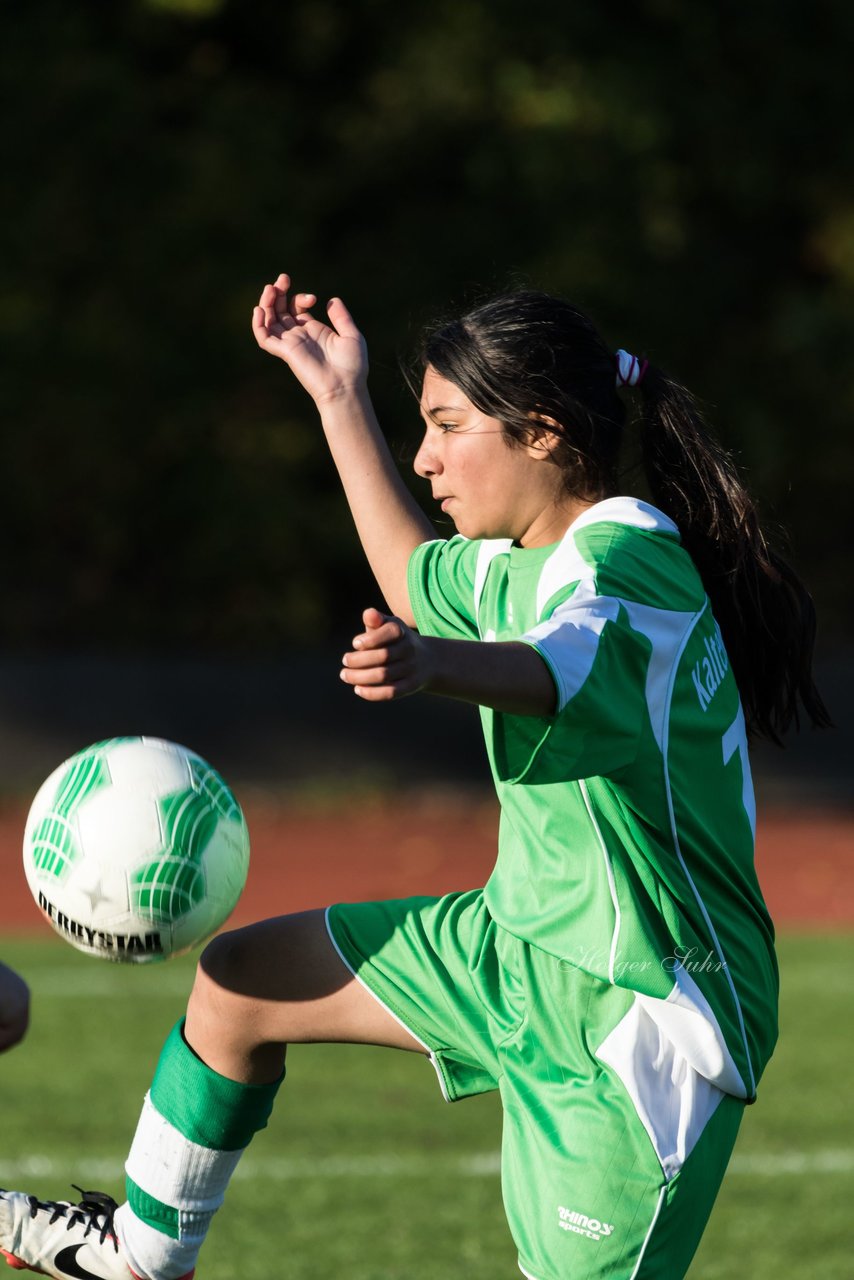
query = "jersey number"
xmin=722 ymin=706 xmax=756 ymax=838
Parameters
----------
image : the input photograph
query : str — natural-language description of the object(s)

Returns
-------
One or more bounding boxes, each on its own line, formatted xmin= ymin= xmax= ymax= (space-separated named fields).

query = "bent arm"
xmin=341 ymin=609 xmax=557 ymax=715
xmin=420 ymin=635 xmax=557 ymax=716
xmin=253 ymin=278 xmax=433 ymax=623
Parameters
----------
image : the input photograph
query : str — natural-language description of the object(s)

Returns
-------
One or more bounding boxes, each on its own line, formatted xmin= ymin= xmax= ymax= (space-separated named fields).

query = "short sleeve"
xmin=490 ymin=593 xmax=648 ymax=783
xmin=407 ymin=537 xmax=482 ymax=640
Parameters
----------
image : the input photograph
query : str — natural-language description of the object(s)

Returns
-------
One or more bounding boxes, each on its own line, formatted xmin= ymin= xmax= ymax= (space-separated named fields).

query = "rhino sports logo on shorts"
xmin=37 ymin=890 xmax=164 ymax=956
xmin=558 ymin=1206 xmax=615 ymax=1241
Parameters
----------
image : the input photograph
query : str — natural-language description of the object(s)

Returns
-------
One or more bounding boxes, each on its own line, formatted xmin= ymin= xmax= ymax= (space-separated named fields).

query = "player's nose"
xmin=413 ymin=431 xmax=441 ymax=478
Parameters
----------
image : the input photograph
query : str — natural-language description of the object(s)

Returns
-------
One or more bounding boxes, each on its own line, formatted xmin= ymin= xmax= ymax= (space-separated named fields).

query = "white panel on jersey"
xmin=579 ymin=779 xmax=621 ymax=984
xmin=722 ymin=702 xmax=757 ymax=838
xmin=521 ymin=500 xmax=690 ymax=727
xmin=523 ymin=587 xmax=621 ymax=713
xmin=568 ymin=496 xmax=680 ymax=539
xmin=527 ymin=595 xmax=700 ymax=743
xmin=619 ymin=599 xmax=701 ymax=752
xmin=535 ymin=532 xmax=595 ymax=621
xmin=596 ymin=995 xmax=726 ymax=1181
xmin=473 ymin=540 xmax=513 ymax=638
xmin=636 ymin=967 xmax=746 ymax=1097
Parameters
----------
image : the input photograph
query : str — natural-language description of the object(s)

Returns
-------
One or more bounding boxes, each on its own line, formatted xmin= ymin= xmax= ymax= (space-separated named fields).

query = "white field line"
xmin=22 ymin=971 xmax=194 ymax=998
xmin=1 ymin=1150 xmax=852 ymax=1184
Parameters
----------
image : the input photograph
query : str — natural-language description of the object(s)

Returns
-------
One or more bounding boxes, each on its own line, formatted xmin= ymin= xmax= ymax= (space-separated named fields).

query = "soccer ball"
xmin=22 ymin=737 xmax=250 ymax=964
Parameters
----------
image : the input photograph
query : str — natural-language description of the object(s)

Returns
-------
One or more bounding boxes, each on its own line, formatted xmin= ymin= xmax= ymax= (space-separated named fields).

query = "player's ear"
xmin=523 ymin=414 xmax=563 ymax=460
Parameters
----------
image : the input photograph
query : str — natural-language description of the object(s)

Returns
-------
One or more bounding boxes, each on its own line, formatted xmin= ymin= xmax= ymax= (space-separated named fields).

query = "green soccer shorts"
xmin=326 ymin=888 xmax=744 ymax=1280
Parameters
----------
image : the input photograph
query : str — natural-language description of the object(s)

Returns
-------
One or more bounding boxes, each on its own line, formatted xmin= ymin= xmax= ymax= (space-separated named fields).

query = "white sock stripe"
xmin=115 ymin=1204 xmax=202 ymax=1280
xmin=125 ymin=1093 xmax=246 ymax=1210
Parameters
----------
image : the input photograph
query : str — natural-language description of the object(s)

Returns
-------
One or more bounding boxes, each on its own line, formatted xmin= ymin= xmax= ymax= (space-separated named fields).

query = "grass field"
xmin=1 ymin=934 xmax=852 ymax=1279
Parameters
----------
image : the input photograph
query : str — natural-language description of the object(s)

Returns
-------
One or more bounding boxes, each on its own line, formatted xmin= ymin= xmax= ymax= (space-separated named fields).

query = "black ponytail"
xmin=636 ymin=367 xmax=831 ymax=744
xmin=415 ymin=289 xmax=830 ymax=744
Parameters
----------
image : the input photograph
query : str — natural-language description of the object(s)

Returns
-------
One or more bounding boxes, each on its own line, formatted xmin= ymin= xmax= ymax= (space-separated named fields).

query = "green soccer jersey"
xmin=407 ymin=496 xmax=778 ymax=1100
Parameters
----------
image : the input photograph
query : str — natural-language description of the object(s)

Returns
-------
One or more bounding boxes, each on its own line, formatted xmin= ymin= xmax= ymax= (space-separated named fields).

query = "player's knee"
xmin=187 ymin=926 xmax=274 ymax=1045
xmin=189 ymin=909 xmax=355 ymax=1051
xmin=194 ymin=913 xmax=321 ymax=1002
xmin=197 ymin=923 xmax=262 ymax=996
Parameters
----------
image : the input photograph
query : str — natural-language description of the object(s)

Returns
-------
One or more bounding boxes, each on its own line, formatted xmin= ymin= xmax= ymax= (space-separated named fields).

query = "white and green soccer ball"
xmin=22 ymin=737 xmax=250 ymax=964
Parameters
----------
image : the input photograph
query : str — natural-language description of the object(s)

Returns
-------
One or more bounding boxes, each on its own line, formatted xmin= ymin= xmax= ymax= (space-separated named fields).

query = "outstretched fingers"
xmin=252 ymin=272 xmax=368 ymax=393
xmin=253 ymin=273 xmax=318 ymax=340
xmin=252 ymin=275 xmax=360 ymax=342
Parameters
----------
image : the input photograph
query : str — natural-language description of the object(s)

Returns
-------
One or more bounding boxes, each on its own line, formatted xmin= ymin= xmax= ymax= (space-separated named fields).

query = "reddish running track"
xmin=0 ymin=796 xmax=851 ymax=934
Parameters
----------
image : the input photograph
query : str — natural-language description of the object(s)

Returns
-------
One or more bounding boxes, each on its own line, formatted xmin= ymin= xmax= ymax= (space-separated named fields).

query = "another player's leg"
xmin=0 ymin=909 xmax=425 ymax=1280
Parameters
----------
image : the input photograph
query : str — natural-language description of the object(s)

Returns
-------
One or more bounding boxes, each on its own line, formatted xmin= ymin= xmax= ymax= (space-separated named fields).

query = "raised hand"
xmin=252 ymin=272 xmax=368 ymax=405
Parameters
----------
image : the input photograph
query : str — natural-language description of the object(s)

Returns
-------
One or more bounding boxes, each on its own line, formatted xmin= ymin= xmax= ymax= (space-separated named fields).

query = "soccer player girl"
xmin=1 ymin=276 xmax=829 ymax=1280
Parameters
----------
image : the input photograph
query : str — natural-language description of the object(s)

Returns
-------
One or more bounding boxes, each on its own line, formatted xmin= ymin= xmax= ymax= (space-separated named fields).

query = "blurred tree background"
xmin=2 ymin=0 xmax=853 ymax=656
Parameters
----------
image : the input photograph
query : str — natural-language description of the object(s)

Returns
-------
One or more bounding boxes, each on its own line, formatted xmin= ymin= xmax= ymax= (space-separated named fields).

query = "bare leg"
xmin=184 ymin=908 xmax=425 ymax=1084
xmin=0 ymin=908 xmax=428 ymax=1280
